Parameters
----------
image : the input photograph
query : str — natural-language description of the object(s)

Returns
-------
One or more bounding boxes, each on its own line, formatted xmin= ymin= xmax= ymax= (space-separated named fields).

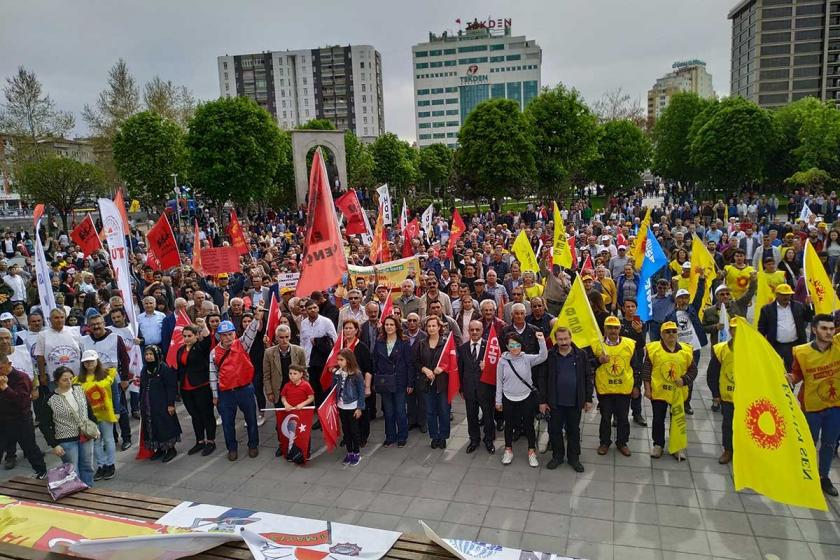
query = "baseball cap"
xmin=0 ymin=312 xmax=13 ymax=322
xmin=604 ymin=316 xmax=621 ymax=327
xmin=81 ymin=349 xmax=99 ymax=363
xmin=714 ymin=284 xmax=730 ymax=295
xmin=217 ymin=273 xmax=229 ymax=279
xmin=474 ymin=278 xmax=485 ymax=284
xmin=775 ymin=284 xmax=794 ymax=295
xmin=216 ymin=320 xmax=236 ymax=334
xmin=618 ymin=245 xmax=627 ymax=250
xmin=581 ymin=274 xmax=594 ymax=281
xmin=681 ymin=262 xmax=691 ymax=270
xmin=661 ymin=321 xmax=678 ymax=332
xmin=280 ymin=287 xmax=295 ymax=295
xmin=601 ymin=235 xmax=611 ymax=241
xmin=675 ymin=289 xmax=690 ymax=298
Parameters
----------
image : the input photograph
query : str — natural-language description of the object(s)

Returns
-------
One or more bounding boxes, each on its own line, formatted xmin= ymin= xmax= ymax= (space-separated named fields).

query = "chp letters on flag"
xmin=552 ymin=202 xmax=572 ymax=268
xmin=275 ymin=407 xmax=315 ymax=463
xmin=98 ymin=197 xmax=138 ymax=332
xmin=146 ymin=214 xmax=180 ymax=270
xmin=446 ymin=209 xmax=465 ymax=259
xmin=376 ymin=184 xmax=393 ymax=225
xmin=318 ymin=386 xmax=340 ymax=452
xmin=732 ymin=317 xmax=826 ymax=511
xmin=70 ymin=214 xmax=102 ymax=257
xmin=636 ymin=227 xmax=668 ymax=322
xmin=550 ymin=275 xmax=603 ymax=353
xmin=512 ymin=230 xmax=539 ymax=273
xmin=480 ymin=323 xmax=501 ymax=385
xmin=436 ymin=332 xmax=460 ymax=403
xmin=803 ymin=239 xmax=838 ymax=315
xmin=335 ymin=190 xmax=368 ymax=235
xmin=297 ymin=148 xmax=348 ymax=296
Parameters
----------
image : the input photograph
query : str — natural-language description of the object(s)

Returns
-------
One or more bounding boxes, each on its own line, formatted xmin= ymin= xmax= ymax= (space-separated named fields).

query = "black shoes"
xmin=430 ymin=439 xmax=438 ymax=449
xmin=275 ymin=447 xmax=283 ymax=457
xmin=201 ymin=442 xmax=216 ymax=456
xmin=569 ymin=460 xmax=585 ymax=473
xmin=711 ymin=402 xmax=721 ymax=412
xmin=103 ymin=464 xmax=116 ymax=480
xmin=162 ymin=448 xmax=177 ymax=463
xmin=821 ymin=477 xmax=838 ymax=497
xmin=120 ymin=440 xmax=132 ymax=451
xmin=431 ymin=439 xmax=447 ymax=449
xmin=419 ymin=425 xmax=427 ymax=434
xmin=684 ymin=404 xmax=694 ymax=416
xmin=466 ymin=442 xmax=478 ymax=454
xmin=485 ymin=442 xmax=496 ymax=454
xmin=150 ymin=449 xmax=165 ymax=461
xmin=495 ymin=419 xmax=505 ymax=432
xmin=546 ymin=457 xmax=562 ymax=470
xmin=633 ymin=415 xmax=648 ymax=427
xmin=94 ymin=467 xmax=105 ymax=481
xmin=187 ymin=442 xmax=205 ymax=456
xmin=397 ymin=441 xmax=406 ymax=448
xmin=4 ymin=456 xmax=16 ymax=470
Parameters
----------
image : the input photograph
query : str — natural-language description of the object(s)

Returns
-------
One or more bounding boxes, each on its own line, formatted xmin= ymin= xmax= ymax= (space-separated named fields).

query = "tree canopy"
xmin=0 ymin=66 xmax=74 ymax=141
xmin=651 ymin=92 xmax=712 ymax=184
xmin=588 ymin=119 xmax=651 ymax=193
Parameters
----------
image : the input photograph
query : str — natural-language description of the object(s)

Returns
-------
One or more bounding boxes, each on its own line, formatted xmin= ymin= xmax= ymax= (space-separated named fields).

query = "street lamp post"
xmin=171 ymin=173 xmax=181 ymax=233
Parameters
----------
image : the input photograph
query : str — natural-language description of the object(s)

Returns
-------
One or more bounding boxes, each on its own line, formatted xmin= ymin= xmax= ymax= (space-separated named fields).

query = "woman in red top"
xmin=176 ymin=322 xmax=216 ymax=456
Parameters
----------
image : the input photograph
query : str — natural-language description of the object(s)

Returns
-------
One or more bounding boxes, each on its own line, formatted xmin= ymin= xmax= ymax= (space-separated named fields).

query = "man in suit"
xmin=263 ymin=324 xmax=307 ymax=407
xmin=359 ymin=302 xmax=380 ymax=349
xmin=757 ymin=283 xmax=811 ymax=371
xmin=458 ymin=320 xmax=496 ymax=454
xmin=738 ymin=225 xmax=761 ymax=261
xmin=405 ymin=312 xmax=428 ymax=433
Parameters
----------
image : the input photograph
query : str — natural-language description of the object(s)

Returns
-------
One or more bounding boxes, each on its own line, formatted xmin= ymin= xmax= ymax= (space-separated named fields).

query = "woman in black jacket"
xmin=372 ymin=316 xmax=415 ymax=447
xmin=414 ymin=316 xmax=450 ymax=449
xmin=176 ymin=323 xmax=216 ymax=457
xmin=140 ymin=345 xmax=181 ymax=462
xmin=340 ymin=319 xmax=374 ymax=446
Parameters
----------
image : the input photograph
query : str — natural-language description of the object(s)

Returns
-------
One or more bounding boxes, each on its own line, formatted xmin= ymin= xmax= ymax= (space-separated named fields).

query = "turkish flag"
xmin=265 ymin=293 xmax=281 ymax=345
xmin=69 ymin=214 xmax=102 ymax=257
xmin=402 ymin=218 xmax=419 ymax=258
xmin=192 ymin=221 xmax=203 ymax=274
xmin=480 ymin=323 xmax=501 ymax=385
xmin=318 ymin=386 xmax=340 ymax=452
xmin=335 ymin=190 xmax=367 ymax=235
xmin=275 ymin=407 xmax=314 ymax=463
xmin=297 ymin=148 xmax=348 ymax=296
xmin=227 ymin=210 xmax=249 ymax=254
xmin=165 ymin=310 xmax=191 ymax=368
xmin=146 ymin=214 xmax=180 ymax=270
xmin=319 ymin=332 xmax=344 ymax=391
xmin=380 ymin=288 xmax=395 ymax=319
xmin=445 ymin=209 xmax=465 ymax=259
xmin=436 ymin=332 xmax=460 ymax=404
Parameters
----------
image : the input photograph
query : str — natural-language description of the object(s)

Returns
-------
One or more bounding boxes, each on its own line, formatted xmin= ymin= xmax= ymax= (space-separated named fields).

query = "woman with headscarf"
xmin=139 ymin=345 xmax=181 ymax=462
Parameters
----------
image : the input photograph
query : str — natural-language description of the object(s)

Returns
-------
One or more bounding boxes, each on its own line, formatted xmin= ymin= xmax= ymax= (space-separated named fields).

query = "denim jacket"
xmin=332 ymin=369 xmax=366 ymax=410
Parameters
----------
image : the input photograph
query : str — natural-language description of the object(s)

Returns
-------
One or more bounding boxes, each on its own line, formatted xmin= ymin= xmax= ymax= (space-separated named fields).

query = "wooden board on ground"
xmin=0 ymin=477 xmax=453 ymax=560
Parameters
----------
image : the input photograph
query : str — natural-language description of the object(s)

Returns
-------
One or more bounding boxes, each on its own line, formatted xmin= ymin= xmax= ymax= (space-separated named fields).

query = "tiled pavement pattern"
xmin=5 ymin=350 xmax=840 ymax=560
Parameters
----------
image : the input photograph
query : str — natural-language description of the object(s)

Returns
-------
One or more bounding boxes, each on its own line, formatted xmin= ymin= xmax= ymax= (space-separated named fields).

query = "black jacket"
xmin=757 ymin=300 xmax=811 ymax=345
xmin=457 ymin=338 xmax=488 ymax=400
xmin=176 ymin=337 xmax=212 ymax=388
xmin=535 ymin=344 xmax=595 ymax=411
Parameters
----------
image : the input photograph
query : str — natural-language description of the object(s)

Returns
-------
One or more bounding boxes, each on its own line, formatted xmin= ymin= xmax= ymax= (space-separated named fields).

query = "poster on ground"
xmin=420 ymin=521 xmax=576 ymax=560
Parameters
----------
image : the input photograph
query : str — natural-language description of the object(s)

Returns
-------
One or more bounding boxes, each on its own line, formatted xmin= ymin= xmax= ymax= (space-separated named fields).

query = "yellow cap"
xmin=774 ymin=283 xmax=794 ymax=295
xmin=661 ymin=321 xmax=678 ymax=332
xmin=729 ymin=318 xmax=739 ymax=328
xmin=604 ymin=316 xmax=621 ymax=327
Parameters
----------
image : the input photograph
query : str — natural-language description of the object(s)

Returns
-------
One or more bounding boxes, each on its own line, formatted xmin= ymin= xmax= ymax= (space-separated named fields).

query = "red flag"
xmin=32 ymin=204 xmax=45 ymax=225
xmin=227 ymin=210 xmax=249 ymax=254
xmin=114 ymin=189 xmax=131 ymax=235
xmin=146 ymin=214 xmax=180 ymax=270
xmin=497 ymin=292 xmax=507 ymax=321
xmin=319 ymin=331 xmax=344 ymax=391
xmin=436 ymin=332 xmax=460 ymax=404
xmin=275 ymin=407 xmax=314 ymax=463
xmin=445 ymin=209 xmax=465 ymax=259
xmin=335 ymin=190 xmax=367 ymax=235
xmin=192 ymin=221 xmax=203 ymax=274
xmin=69 ymin=214 xmax=102 ymax=257
xmin=135 ymin=425 xmax=154 ymax=460
xmin=265 ymin=293 xmax=281 ymax=345
xmin=380 ymin=223 xmax=391 ymax=263
xmin=569 ymin=236 xmax=577 ymax=270
xmin=581 ymin=253 xmax=593 ymax=273
xmin=165 ymin=310 xmax=191 ymax=368
xmin=297 ymin=148 xmax=348 ymax=295
xmin=617 ymin=232 xmax=627 ymax=247
xmin=318 ymin=386 xmax=340 ymax=452
xmin=380 ymin=288 xmax=395 ymax=319
xmin=402 ymin=218 xmax=419 ymax=258
xmin=480 ymin=323 xmax=502 ymax=385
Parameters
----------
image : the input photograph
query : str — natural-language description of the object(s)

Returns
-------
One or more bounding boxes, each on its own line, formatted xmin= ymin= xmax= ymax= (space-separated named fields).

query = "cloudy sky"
xmin=2 ymin=0 xmax=735 ymax=142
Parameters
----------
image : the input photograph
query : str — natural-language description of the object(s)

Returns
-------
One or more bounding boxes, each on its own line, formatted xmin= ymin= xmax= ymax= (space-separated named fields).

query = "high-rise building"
xmin=728 ymin=0 xmax=840 ymax=108
xmin=647 ymin=61 xmax=715 ymax=121
xmin=411 ymin=18 xmax=541 ymax=148
xmin=217 ymin=45 xmax=384 ymax=140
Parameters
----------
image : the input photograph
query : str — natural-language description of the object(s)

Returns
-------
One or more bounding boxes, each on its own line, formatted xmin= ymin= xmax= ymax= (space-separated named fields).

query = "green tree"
xmin=457 ymin=98 xmax=535 ymax=199
xmin=524 ymin=84 xmax=598 ymax=198
xmin=344 ymin=130 xmax=375 ymax=190
xmin=689 ymin=97 xmax=776 ymax=188
xmin=766 ymin=97 xmax=825 ymax=186
xmin=142 ymin=76 xmax=196 ymax=128
xmin=588 ymin=120 xmax=652 ymax=193
xmin=418 ymin=143 xmax=453 ymax=197
xmin=186 ymin=97 xmax=283 ymax=212
xmin=113 ymin=111 xmax=187 ymax=207
xmin=785 ymin=167 xmax=834 ymax=190
xmin=298 ymin=119 xmax=335 ymax=130
xmin=792 ymin=101 xmax=840 ymax=176
xmin=0 ymin=66 xmax=74 ymax=141
xmin=370 ymin=132 xmax=418 ymax=195
xmin=267 ymin=129 xmax=296 ymax=209
xmin=651 ymin=92 xmax=712 ymax=184
xmin=16 ymin=157 xmax=108 ymax=231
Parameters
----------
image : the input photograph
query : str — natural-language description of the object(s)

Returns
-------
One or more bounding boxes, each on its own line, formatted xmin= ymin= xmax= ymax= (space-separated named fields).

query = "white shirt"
xmin=10 ymin=344 xmax=35 ymax=380
xmin=676 ymin=310 xmax=701 ymax=351
xmin=34 ymin=327 xmax=82 ymax=376
xmin=299 ymin=314 xmax=338 ymax=364
xmin=775 ymin=303 xmax=797 ymax=344
xmin=3 ymin=274 xmax=25 ymax=301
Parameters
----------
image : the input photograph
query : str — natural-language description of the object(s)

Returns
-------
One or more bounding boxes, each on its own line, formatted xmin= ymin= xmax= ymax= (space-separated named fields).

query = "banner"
xmin=146 ymin=215 xmax=180 ymax=270
xmin=718 ymin=303 xmax=731 ymax=344
xmin=158 ymin=501 xmax=400 ymax=560
xmin=70 ymin=214 xmax=102 ymax=257
xmin=421 ymin=521 xmax=575 ymax=560
xmin=191 ymin=221 xmax=203 ymax=274
xmin=667 ymin=384 xmax=688 ymax=455
xmin=511 ymin=230 xmax=538 ymax=273
xmin=318 ymin=386 xmax=340 ymax=452
xmin=348 ymin=256 xmax=421 ymax=300
xmin=636 ymin=228 xmax=668 ymax=322
xmin=376 ymin=184 xmax=392 ymax=225
xmin=803 ymin=239 xmax=837 ymax=315
xmin=399 ymin=197 xmax=408 ymax=231
xmin=98 ymin=198 xmax=137 ymax=332
xmin=199 ymin=246 xmax=241 ymax=275
xmin=732 ymin=317 xmax=826 ymax=510
xmin=436 ymin=332 xmax=460 ymax=403
xmin=33 ymin=219 xmax=56 ymax=313
xmin=446 ymin=209 xmax=465 ymax=259
xmin=68 ymin=532 xmax=238 ymax=560
xmin=277 ymin=273 xmax=300 ymax=290
xmin=227 ymin=210 xmax=249 ymax=255
xmin=33 ymin=203 xmax=45 ymax=225
xmin=113 ymin=189 xmax=131 ymax=236
xmin=480 ymin=323 xmax=501 ymax=385
xmin=335 ymin=190 xmax=367 ymax=235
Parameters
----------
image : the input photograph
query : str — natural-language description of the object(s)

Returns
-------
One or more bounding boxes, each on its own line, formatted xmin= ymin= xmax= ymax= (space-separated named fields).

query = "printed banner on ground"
xmin=420 ymin=521 xmax=574 ymax=560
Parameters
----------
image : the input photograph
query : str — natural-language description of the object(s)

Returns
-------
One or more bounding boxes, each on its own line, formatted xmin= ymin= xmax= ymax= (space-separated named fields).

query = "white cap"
xmin=714 ymin=284 xmax=729 ymax=294
xmin=681 ymin=262 xmax=691 ymax=269
xmin=601 ymin=235 xmax=611 ymax=241
xmin=675 ymin=289 xmax=690 ymax=298
xmin=617 ymin=245 xmax=627 ymax=250
xmin=81 ymin=349 xmax=99 ymax=363
xmin=0 ymin=312 xmax=13 ymax=322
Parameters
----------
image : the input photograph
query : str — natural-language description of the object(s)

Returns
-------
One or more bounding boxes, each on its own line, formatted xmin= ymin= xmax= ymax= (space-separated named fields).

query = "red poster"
xmin=146 ymin=215 xmax=180 ymax=270
xmin=70 ymin=214 xmax=102 ymax=257
xmin=275 ymin=407 xmax=314 ymax=463
xmin=199 ymin=246 xmax=241 ymax=275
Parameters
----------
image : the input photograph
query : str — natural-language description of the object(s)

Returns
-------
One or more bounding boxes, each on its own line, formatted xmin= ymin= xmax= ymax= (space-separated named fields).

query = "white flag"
xmin=360 ymin=206 xmax=374 ymax=245
xmin=34 ymin=218 xmax=56 ymax=313
xmin=376 ymin=184 xmax=392 ymax=225
xmin=799 ymin=202 xmax=815 ymax=223
xmin=399 ymin=197 xmax=408 ymax=231
xmin=718 ymin=303 xmax=731 ymax=344
xmin=421 ymin=203 xmax=435 ymax=238
xmin=98 ymin=198 xmax=138 ymax=334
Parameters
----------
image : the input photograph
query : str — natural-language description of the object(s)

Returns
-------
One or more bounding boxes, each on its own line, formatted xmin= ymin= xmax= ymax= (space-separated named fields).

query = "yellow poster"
xmin=348 ymin=256 xmax=420 ymax=301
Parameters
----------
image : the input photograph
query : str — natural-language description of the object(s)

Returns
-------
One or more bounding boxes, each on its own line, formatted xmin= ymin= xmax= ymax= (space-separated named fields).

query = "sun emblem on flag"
xmin=745 ymin=398 xmax=785 ymax=450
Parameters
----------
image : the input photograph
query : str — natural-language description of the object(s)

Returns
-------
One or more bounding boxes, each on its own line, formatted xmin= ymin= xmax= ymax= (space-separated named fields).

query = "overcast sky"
xmin=2 ymin=0 xmax=735 ymax=142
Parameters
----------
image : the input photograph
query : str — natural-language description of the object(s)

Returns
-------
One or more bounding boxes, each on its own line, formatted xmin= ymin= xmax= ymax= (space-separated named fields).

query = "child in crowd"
xmin=280 ymin=364 xmax=314 ymax=462
xmin=332 ymin=349 xmax=365 ymax=466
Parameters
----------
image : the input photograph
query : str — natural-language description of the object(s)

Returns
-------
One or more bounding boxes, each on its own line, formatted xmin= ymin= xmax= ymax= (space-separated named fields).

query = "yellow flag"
xmin=512 ymin=229 xmax=539 ymax=273
xmin=754 ymin=259 xmax=775 ymax=327
xmin=732 ymin=317 xmax=827 ymax=511
xmin=667 ymin=387 xmax=688 ymax=455
xmin=688 ymin=236 xmax=716 ymax=313
xmin=128 ymin=199 xmax=140 ymax=212
xmin=630 ymin=207 xmax=652 ymax=269
xmin=552 ymin=202 xmax=572 ymax=268
xmin=549 ymin=274 xmax=603 ymax=352
xmin=803 ymin=239 xmax=838 ymax=315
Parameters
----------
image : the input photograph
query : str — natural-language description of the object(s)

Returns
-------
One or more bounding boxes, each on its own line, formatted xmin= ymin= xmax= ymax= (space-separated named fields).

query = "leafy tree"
xmin=344 ymin=130 xmax=375 ymax=190
xmin=370 ymin=132 xmax=418 ymax=194
xmin=298 ymin=119 xmax=335 ymax=130
xmin=689 ymin=97 xmax=776 ymax=188
xmin=267 ymin=130 xmax=296 ymax=209
xmin=16 ymin=157 xmax=108 ymax=231
xmin=785 ymin=167 xmax=834 ymax=190
xmin=143 ymin=76 xmax=196 ymax=128
xmin=82 ymin=59 xmax=141 ymax=139
xmin=651 ymin=92 xmax=712 ymax=184
xmin=186 ymin=97 xmax=283 ymax=212
xmin=113 ymin=111 xmax=187 ymax=207
xmin=418 ymin=143 xmax=453 ymax=197
xmin=524 ymin=84 xmax=598 ymax=198
xmin=588 ymin=120 xmax=652 ymax=193
xmin=0 ymin=66 xmax=74 ymax=141
xmin=457 ymin=98 xmax=535 ymax=199
xmin=792 ymin=101 xmax=840 ymax=176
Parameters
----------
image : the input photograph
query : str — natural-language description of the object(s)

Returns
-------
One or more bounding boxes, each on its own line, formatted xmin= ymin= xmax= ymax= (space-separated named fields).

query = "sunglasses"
xmin=507 ymin=342 xmax=522 ymax=349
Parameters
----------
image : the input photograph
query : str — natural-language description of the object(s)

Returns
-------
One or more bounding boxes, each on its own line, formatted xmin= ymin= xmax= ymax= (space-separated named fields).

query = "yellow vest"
xmin=75 ymin=367 xmax=118 ymax=423
xmin=645 ymin=341 xmax=693 ymax=402
xmin=676 ymin=275 xmax=691 ymax=292
xmin=596 ymin=337 xmax=636 ymax=395
xmin=793 ymin=341 xmax=840 ymax=412
xmin=712 ymin=341 xmax=735 ymax=403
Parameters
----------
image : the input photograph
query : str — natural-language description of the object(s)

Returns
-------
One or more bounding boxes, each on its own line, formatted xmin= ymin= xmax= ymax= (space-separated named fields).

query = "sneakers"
xmin=546 ymin=457 xmax=562 ymax=470
xmin=650 ymin=445 xmax=663 ymax=459
xmin=162 ymin=448 xmax=177 ymax=463
xmin=821 ymin=477 xmax=838 ymax=497
xmin=711 ymin=402 xmax=721 ymax=412
xmin=94 ymin=467 xmax=105 ymax=481
xmin=120 ymin=440 xmax=132 ymax=451
xmin=633 ymin=414 xmax=648 ymax=427
xmin=501 ymin=448 xmax=514 ymax=465
xmin=528 ymin=451 xmax=539 ymax=468
xmin=187 ymin=442 xmax=205 ymax=456
xmin=257 ymin=414 xmax=266 ymax=427
xmin=33 ymin=470 xmax=47 ymax=480
xmin=718 ymin=450 xmax=733 ymax=464
xmin=342 ymin=453 xmax=352 ymax=465
xmin=103 ymin=465 xmax=116 ymax=480
xmin=348 ymin=453 xmax=361 ymax=466
xmin=672 ymin=450 xmax=686 ymax=462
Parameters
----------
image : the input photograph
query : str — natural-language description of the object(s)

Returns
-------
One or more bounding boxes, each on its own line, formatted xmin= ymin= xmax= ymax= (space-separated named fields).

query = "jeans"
xmin=805 ymin=407 xmax=840 ymax=478
xmin=117 ymin=390 xmax=131 ymax=443
xmin=217 ymin=384 xmax=259 ymax=452
xmin=380 ymin=390 xmax=408 ymax=443
xmin=721 ymin=401 xmax=734 ymax=452
xmin=548 ymin=404 xmax=581 ymax=461
xmin=424 ymin=390 xmax=451 ymax=441
xmin=129 ymin=391 xmax=140 ymax=414
xmin=598 ymin=394 xmax=630 ymax=447
xmin=95 ymin=420 xmax=116 ymax=467
xmin=61 ymin=438 xmax=95 ymax=487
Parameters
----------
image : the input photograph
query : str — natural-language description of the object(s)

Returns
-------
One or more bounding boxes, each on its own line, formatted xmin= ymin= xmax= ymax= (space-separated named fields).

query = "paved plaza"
xmin=5 ymin=351 xmax=840 ymax=560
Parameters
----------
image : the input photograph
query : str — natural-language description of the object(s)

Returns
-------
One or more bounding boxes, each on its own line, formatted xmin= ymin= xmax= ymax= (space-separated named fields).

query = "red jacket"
xmin=213 ymin=339 xmax=254 ymax=391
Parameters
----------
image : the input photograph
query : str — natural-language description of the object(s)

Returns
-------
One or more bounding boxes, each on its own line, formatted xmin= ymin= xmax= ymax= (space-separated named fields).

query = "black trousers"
xmin=772 ymin=342 xmax=796 ymax=373
xmin=721 ymin=401 xmax=734 ymax=451
xmin=182 ymin=385 xmax=217 ymax=442
xmin=308 ymin=365 xmax=325 ymax=407
xmin=465 ymin=383 xmax=495 ymax=445
xmin=599 ymin=394 xmax=631 ymax=447
xmin=253 ymin=371 xmax=266 ymax=413
xmin=339 ymin=408 xmax=361 ymax=454
xmin=0 ymin=417 xmax=46 ymax=474
xmin=503 ymin=394 xmax=537 ymax=448
xmin=116 ymin=390 xmax=131 ymax=443
xmin=630 ymin=394 xmax=642 ymax=416
xmin=548 ymin=405 xmax=581 ymax=462
xmin=651 ymin=400 xmax=671 ymax=447
xmin=407 ymin=383 xmax=427 ymax=429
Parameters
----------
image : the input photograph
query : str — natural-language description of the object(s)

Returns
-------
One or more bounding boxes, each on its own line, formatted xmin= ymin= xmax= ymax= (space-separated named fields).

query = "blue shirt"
xmin=651 ymin=294 xmax=675 ymax=324
xmin=137 ymin=310 xmax=165 ymax=346
xmin=552 ymin=351 xmax=577 ymax=407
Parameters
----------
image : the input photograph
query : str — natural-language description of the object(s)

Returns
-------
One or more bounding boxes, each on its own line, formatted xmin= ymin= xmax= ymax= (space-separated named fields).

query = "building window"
xmin=419 ymin=123 xmax=431 ymax=129
xmin=446 ymin=120 xmax=459 ymax=126
xmin=363 ymin=117 xmax=368 ymax=124
xmin=223 ymin=61 xmax=228 ymax=69
xmin=419 ymin=133 xmax=432 ymax=140
xmin=445 ymin=109 xmax=458 ymax=115
xmin=304 ymin=88 xmax=308 ymax=95
xmin=283 ymin=111 xmax=287 ymax=118
xmin=416 ymin=62 xmax=429 ymax=69
xmin=362 ymin=84 xmax=366 ymax=91
xmin=431 ymin=88 xmax=444 ymax=94
xmin=282 ymin=100 xmax=286 ymax=108
xmin=430 ymin=61 xmax=443 ymax=68
xmin=225 ymin=84 xmax=229 ymax=91
xmin=459 ymin=57 xmax=489 ymax=65
xmin=305 ymin=110 xmax=309 ymax=116
xmin=444 ymin=60 xmax=456 ymax=67
xmin=418 ymin=100 xmax=431 ymax=106
xmin=363 ymin=106 xmax=367 ymax=113
xmin=224 ymin=72 xmax=229 ymax=80
xmin=432 ymin=110 xmax=445 ymax=116
xmin=490 ymin=44 xmax=505 ymax=51
xmin=444 ymin=48 xmax=456 ymax=55
xmin=507 ymin=81 xmax=523 ymax=109
xmin=523 ymin=80 xmax=538 ymax=107
xmin=429 ymin=49 xmax=442 ymax=56
xmin=446 ymin=98 xmax=458 ymax=104
xmin=491 ymin=83 xmax=505 ymax=98
xmin=506 ymin=54 xmax=521 ymax=61
xmin=304 ymin=99 xmax=309 ymax=106
xmin=490 ymin=56 xmax=505 ymax=63
xmin=364 ymin=127 xmax=368 ymax=135
xmin=303 ymin=77 xmax=308 ymax=84
xmin=433 ymin=133 xmax=445 ymax=139
xmin=417 ymin=89 xmax=430 ymax=95
xmin=416 ymin=50 xmax=429 ymax=57
xmin=362 ymin=95 xmax=367 ymax=102
xmin=458 ymin=45 xmax=488 ymax=53
xmin=418 ymin=111 xmax=430 ymax=117
xmin=459 ymin=84 xmax=489 ymax=123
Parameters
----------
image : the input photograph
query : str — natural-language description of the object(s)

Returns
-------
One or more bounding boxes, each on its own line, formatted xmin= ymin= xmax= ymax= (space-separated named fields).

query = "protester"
xmin=176 ymin=323 xmax=217 ymax=456
xmin=76 ymin=350 xmax=118 ymax=480
xmin=0 ymin=355 xmax=47 ymax=479
xmin=332 ymin=348 xmax=365 ymax=466
xmin=707 ymin=319 xmax=738 ymax=464
xmin=374 ymin=315 xmax=414 ymax=448
xmin=457 ymin=320 xmax=495 ymax=454
xmin=139 ymin=345 xmax=181 ymax=463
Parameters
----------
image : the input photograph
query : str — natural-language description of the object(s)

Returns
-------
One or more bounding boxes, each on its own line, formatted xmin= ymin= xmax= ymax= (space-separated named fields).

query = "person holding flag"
xmin=175 ymin=322 xmax=217 ymax=457
xmin=707 ymin=318 xmax=738 ymax=465
xmin=415 ymin=316 xmax=454 ymax=449
xmin=664 ymin=269 xmax=707 ymax=416
xmin=457 ymin=320 xmax=495 ymax=454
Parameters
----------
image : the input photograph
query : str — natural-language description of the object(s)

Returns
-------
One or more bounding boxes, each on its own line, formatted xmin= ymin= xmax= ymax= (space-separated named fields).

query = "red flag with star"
xmin=275 ymin=407 xmax=314 ymax=463
xmin=318 ymin=386 xmax=340 ymax=452
xmin=445 ymin=209 xmax=465 ymax=259
xmin=436 ymin=332 xmax=461 ymax=403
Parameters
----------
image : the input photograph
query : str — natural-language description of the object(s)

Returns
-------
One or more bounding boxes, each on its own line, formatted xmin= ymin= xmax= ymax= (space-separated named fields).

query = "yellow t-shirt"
xmin=724 ymin=264 xmax=755 ymax=301
xmin=764 ymin=270 xmax=787 ymax=294
xmin=524 ymin=284 xmax=544 ymax=299
xmin=676 ymin=274 xmax=691 ymax=292
xmin=669 ymin=260 xmax=684 ymax=276
xmin=75 ymin=367 xmax=118 ymax=423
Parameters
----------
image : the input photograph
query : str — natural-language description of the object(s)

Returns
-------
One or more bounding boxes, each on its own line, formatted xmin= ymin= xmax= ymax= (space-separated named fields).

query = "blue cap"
xmin=216 ymin=320 xmax=236 ymax=334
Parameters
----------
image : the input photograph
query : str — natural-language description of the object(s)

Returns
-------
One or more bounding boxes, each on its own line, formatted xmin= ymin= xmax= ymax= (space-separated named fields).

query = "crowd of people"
xmin=0 ymin=185 xmax=838 ymax=498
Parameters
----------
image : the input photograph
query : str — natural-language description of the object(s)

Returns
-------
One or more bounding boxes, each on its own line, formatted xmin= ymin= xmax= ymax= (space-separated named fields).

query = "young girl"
xmin=332 ymin=349 xmax=366 ymax=466
xmin=75 ymin=350 xmax=118 ymax=481
xmin=279 ymin=365 xmax=314 ymax=462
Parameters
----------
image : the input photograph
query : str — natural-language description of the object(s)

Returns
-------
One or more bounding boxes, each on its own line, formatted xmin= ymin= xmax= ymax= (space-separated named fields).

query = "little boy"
xmin=278 ymin=365 xmax=314 ymax=460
